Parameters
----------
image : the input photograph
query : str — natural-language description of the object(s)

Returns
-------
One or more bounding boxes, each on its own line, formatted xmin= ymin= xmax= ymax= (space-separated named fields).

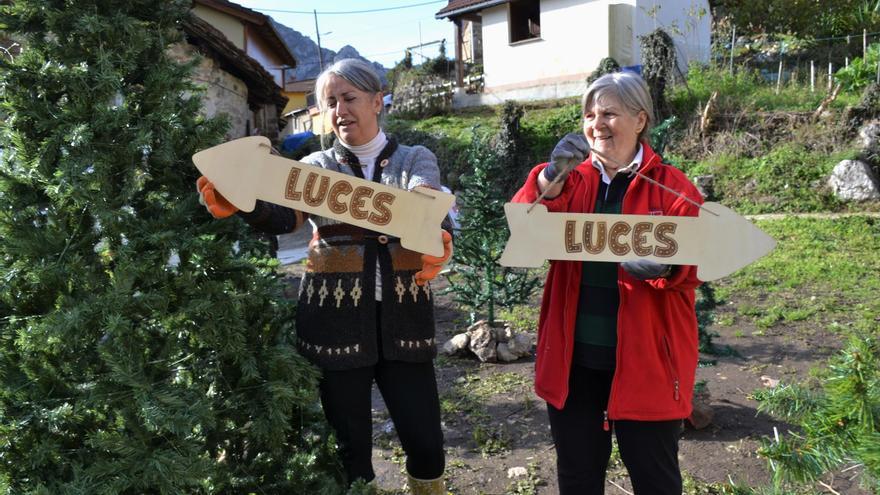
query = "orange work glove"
xmin=196 ymin=176 xmax=238 ymax=219
xmin=415 ymin=230 xmax=453 ymax=286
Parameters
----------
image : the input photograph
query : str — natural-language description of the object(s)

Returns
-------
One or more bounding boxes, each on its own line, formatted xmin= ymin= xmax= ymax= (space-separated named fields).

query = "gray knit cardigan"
xmin=239 ymin=137 xmax=445 ymax=370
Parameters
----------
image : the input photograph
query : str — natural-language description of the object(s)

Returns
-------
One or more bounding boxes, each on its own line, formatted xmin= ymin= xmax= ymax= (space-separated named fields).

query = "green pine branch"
xmin=753 ymin=334 xmax=880 ymax=490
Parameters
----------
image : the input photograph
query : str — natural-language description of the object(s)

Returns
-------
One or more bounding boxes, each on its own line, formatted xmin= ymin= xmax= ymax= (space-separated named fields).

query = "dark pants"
xmin=318 ymin=304 xmax=444 ymax=484
xmin=547 ymin=366 xmax=682 ymax=495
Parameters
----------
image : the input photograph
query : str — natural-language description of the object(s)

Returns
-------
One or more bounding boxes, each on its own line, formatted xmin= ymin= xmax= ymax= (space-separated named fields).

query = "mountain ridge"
xmin=271 ymin=19 xmax=388 ymax=84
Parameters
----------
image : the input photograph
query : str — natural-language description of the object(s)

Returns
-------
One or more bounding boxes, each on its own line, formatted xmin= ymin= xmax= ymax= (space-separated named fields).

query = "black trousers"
xmin=547 ymin=366 xmax=682 ymax=495
xmin=318 ymin=304 xmax=445 ymax=484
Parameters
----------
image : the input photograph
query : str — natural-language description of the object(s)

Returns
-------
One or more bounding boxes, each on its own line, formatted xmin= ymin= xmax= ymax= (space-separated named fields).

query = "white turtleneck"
xmin=339 ymin=130 xmax=387 ymax=181
xmin=337 ymin=130 xmax=388 ymax=301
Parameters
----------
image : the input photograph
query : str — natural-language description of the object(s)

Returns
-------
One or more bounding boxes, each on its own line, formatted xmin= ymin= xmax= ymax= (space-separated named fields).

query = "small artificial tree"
xmin=752 ymin=334 xmax=880 ymax=491
xmin=445 ymin=129 xmax=540 ymax=326
xmin=0 ymin=1 xmax=341 ymax=493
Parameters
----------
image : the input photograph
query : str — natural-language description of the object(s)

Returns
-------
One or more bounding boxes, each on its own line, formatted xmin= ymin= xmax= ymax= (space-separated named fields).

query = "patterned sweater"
xmin=238 ymin=137 xmax=445 ymax=370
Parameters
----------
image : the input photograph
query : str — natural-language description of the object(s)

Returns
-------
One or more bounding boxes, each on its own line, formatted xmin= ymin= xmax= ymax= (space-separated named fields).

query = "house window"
xmin=509 ymin=0 xmax=540 ymax=44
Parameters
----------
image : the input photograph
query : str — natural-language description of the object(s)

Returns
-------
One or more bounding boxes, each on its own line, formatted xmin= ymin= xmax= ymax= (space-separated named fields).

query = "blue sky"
xmin=234 ymin=0 xmax=456 ymax=68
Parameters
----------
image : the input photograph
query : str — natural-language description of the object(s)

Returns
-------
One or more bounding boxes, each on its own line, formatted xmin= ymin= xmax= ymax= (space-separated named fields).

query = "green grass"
xmin=674 ymin=143 xmax=858 ymax=214
xmin=715 ymin=216 xmax=880 ymax=333
xmin=497 ymin=304 xmax=542 ymax=334
xmin=386 ymin=101 xmax=581 ymax=192
xmin=670 ymin=65 xmax=861 ymax=115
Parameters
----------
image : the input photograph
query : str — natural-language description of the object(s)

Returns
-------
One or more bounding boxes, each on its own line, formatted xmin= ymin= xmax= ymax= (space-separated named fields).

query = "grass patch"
xmin=497 ymin=304 xmax=542 ymax=334
xmin=715 ymin=216 xmax=880 ymax=334
xmin=506 ymin=462 xmax=546 ymax=494
xmin=669 ymin=65 xmax=861 ymax=115
xmin=675 ymin=143 xmax=857 ymax=214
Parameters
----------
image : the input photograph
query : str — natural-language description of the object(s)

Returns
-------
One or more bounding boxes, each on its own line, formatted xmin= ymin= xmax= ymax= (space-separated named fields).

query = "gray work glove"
xmin=621 ymin=259 xmax=673 ymax=280
xmin=543 ymin=132 xmax=590 ymax=182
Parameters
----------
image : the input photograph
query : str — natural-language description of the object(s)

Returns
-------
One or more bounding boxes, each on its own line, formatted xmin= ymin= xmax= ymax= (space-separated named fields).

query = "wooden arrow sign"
xmin=499 ymin=202 xmax=776 ymax=281
xmin=193 ymin=136 xmax=455 ymax=257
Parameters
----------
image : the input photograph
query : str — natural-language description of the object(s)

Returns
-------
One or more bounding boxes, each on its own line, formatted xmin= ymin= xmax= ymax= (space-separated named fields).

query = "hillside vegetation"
xmin=387 ymin=65 xmax=879 ymax=215
xmin=380 ymin=63 xmax=880 ymax=494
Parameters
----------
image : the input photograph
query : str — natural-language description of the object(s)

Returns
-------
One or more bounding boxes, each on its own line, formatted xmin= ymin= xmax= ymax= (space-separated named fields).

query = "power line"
xmin=248 ymin=0 xmax=445 ymax=15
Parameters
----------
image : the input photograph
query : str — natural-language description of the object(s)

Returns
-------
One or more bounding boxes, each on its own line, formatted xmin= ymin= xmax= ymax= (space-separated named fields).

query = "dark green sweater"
xmin=573 ymin=171 xmax=634 ymax=369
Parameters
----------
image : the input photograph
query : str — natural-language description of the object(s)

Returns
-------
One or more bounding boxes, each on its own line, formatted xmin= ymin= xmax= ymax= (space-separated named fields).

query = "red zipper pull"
xmin=603 ymin=410 xmax=610 ymax=431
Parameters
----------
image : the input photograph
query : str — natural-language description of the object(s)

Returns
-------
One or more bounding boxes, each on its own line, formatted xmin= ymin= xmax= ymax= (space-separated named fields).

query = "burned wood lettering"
xmin=564 ymin=220 xmax=678 ymax=257
xmin=285 ymin=167 xmax=395 ymax=226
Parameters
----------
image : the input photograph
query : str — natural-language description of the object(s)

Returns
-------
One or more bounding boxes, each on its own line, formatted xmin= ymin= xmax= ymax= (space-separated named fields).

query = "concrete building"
xmin=436 ymin=0 xmax=711 ymax=107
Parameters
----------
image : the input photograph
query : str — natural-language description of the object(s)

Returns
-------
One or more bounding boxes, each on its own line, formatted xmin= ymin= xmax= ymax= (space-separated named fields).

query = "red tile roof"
xmin=435 ymin=0 xmax=510 ymax=19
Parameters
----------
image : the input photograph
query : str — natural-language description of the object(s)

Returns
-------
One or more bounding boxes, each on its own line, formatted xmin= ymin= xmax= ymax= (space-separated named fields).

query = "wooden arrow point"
xmin=500 ymin=202 xmax=775 ymax=282
xmin=193 ymin=137 xmax=454 ymax=257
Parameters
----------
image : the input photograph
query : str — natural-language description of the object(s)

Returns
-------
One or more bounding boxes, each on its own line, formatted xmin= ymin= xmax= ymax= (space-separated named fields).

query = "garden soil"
xmin=281 ymin=268 xmax=872 ymax=495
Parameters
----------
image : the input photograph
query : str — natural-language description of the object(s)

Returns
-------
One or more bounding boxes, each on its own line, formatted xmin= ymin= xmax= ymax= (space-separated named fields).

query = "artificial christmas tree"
xmin=445 ymin=129 xmax=540 ymax=326
xmin=0 ymin=1 xmax=342 ymax=492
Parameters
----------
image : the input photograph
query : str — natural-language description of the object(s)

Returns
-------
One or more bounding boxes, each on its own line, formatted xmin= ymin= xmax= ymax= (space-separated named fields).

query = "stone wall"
xmin=390 ymin=74 xmax=452 ymax=119
xmin=169 ymin=43 xmax=250 ymax=139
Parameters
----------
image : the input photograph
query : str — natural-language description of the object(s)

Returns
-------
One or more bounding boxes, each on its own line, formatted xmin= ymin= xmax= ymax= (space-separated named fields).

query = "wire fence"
xmin=711 ymin=27 xmax=880 ymax=91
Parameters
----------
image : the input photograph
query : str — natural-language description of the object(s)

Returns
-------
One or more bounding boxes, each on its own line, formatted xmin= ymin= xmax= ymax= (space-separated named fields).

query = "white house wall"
xmin=481 ymin=0 xmax=607 ymax=90
xmin=463 ymin=0 xmax=711 ymax=106
xmin=192 ymin=5 xmax=245 ymax=49
xmin=633 ymin=0 xmax=711 ymax=69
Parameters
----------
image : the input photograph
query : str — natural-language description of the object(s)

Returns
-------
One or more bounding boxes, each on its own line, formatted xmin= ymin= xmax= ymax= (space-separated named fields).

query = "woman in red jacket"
xmin=511 ymin=72 xmax=703 ymax=494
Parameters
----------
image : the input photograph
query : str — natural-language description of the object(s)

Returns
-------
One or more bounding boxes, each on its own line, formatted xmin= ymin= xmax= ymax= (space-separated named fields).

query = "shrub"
xmin=676 ymin=143 xmax=850 ymax=214
xmin=836 ymin=43 xmax=880 ymax=92
xmin=587 ymin=57 xmax=621 ymax=84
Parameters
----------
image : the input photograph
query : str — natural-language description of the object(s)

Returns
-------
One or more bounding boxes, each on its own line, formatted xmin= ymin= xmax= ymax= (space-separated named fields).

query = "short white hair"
xmin=582 ymin=72 xmax=654 ymax=142
xmin=314 ymin=58 xmax=382 ymax=111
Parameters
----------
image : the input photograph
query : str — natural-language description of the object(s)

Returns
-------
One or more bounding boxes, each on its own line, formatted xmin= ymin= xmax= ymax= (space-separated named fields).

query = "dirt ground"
xmin=281 ymin=268 xmax=871 ymax=495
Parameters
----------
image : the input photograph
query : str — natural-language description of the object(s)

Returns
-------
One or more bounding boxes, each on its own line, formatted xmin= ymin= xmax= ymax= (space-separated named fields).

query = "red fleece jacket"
xmin=511 ymin=142 xmax=704 ymax=420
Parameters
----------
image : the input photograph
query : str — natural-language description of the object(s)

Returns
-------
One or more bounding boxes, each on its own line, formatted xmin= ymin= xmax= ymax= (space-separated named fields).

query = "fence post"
xmin=810 ymin=60 xmax=815 ymax=92
xmin=845 ymin=56 xmax=849 ymax=69
xmin=828 ymin=62 xmax=833 ymax=90
xmin=876 ymin=59 xmax=880 ymax=84
xmin=865 ymin=29 xmax=869 ymax=59
xmin=776 ymin=58 xmax=783 ymax=95
xmin=729 ymin=25 xmax=736 ymax=76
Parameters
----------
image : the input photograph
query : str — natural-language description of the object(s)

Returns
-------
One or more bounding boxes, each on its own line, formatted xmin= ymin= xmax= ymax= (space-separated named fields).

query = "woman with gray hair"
xmin=512 ymin=71 xmax=703 ymax=494
xmin=197 ymin=58 xmax=449 ymax=494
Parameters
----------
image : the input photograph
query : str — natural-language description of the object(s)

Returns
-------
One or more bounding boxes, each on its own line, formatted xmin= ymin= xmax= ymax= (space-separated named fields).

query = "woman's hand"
xmin=415 ymin=230 xmax=453 ymax=286
xmin=543 ymin=132 xmax=590 ymax=182
xmin=621 ymin=259 xmax=673 ymax=280
xmin=196 ymin=176 xmax=239 ymax=219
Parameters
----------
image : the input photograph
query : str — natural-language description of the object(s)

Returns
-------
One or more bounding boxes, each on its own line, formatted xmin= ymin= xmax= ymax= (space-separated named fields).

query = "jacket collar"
xmin=582 ymin=140 xmax=662 ymax=181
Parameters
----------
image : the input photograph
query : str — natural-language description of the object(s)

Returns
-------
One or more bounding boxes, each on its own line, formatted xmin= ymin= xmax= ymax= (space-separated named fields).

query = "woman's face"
xmin=322 ymin=73 xmax=383 ymax=146
xmin=582 ymin=95 xmax=647 ymax=176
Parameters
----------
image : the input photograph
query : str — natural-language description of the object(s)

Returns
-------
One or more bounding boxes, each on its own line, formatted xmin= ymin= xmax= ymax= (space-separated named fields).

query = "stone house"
xmin=181 ymin=0 xmax=298 ymax=142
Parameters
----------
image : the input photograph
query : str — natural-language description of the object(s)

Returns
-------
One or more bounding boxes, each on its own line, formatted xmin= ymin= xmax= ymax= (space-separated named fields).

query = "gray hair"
xmin=581 ymin=72 xmax=654 ymax=143
xmin=314 ymin=58 xmax=383 ymax=111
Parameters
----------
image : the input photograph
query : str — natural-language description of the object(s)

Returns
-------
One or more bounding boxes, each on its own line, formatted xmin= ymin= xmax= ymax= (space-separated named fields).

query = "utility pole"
xmin=406 ymin=39 xmax=445 ymax=61
xmin=314 ymin=9 xmax=324 ymax=73
xmin=418 ymin=22 xmax=424 ymax=62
